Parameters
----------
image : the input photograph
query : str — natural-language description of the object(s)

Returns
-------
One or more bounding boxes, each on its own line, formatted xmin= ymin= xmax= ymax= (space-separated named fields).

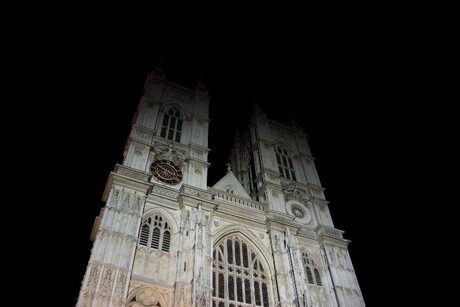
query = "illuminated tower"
xmin=76 ymin=65 xmax=365 ymax=307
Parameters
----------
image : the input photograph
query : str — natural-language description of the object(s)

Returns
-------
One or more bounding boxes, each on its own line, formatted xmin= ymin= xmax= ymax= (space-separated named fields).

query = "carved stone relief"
xmin=128 ymin=288 xmax=161 ymax=307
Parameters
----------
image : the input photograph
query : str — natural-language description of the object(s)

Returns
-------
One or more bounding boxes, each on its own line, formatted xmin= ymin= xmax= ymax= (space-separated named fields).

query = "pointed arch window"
xmin=213 ymin=235 xmax=271 ymax=306
xmin=275 ymin=146 xmax=296 ymax=181
xmin=302 ymin=252 xmax=322 ymax=286
xmin=139 ymin=214 xmax=171 ymax=252
xmin=160 ymin=107 xmax=183 ymax=142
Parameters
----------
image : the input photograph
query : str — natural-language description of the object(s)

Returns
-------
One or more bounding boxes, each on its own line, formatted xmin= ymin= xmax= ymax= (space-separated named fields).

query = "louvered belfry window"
xmin=275 ymin=146 xmax=296 ymax=181
xmin=139 ymin=215 xmax=171 ymax=252
xmin=302 ymin=252 xmax=322 ymax=286
xmin=212 ymin=235 xmax=270 ymax=306
xmin=160 ymin=108 xmax=183 ymax=142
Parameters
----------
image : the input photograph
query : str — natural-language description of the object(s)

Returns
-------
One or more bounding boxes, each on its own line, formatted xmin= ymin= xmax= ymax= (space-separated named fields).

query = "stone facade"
xmin=76 ymin=66 xmax=365 ymax=306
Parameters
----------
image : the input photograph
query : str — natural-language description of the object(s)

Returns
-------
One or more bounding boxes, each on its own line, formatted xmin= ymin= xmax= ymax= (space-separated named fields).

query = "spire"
xmin=287 ymin=110 xmax=302 ymax=130
xmin=251 ymin=96 xmax=267 ymax=119
xmin=152 ymin=60 xmax=165 ymax=77
xmin=195 ymin=76 xmax=208 ymax=94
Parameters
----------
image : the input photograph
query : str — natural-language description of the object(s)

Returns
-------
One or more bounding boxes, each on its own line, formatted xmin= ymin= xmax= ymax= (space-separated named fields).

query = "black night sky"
xmin=43 ymin=30 xmax=428 ymax=306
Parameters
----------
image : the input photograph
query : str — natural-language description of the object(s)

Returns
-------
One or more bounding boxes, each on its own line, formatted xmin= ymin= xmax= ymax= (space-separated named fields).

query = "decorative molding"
xmin=310 ymin=197 xmax=330 ymax=207
xmin=182 ymin=187 xmax=214 ymax=201
xmin=316 ymin=226 xmax=344 ymax=240
xmin=268 ymin=174 xmax=279 ymax=182
xmin=296 ymin=228 xmax=316 ymax=239
xmin=271 ymin=215 xmax=294 ymax=224
xmin=151 ymin=142 xmax=187 ymax=164
xmin=141 ymin=95 xmax=160 ymax=108
xmin=150 ymin=186 xmax=180 ymax=199
xmin=115 ymin=165 xmax=150 ymax=182
xmin=147 ymin=196 xmax=180 ymax=211
xmin=282 ymin=182 xmax=311 ymax=202
xmin=134 ymin=146 xmax=143 ymax=155
xmin=135 ymin=131 xmax=152 ymax=143
xmin=212 ymin=191 xmax=266 ymax=212
xmin=286 ymin=200 xmax=312 ymax=224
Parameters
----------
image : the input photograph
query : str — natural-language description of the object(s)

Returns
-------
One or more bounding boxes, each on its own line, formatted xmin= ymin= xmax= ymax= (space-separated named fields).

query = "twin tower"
xmin=76 ymin=66 xmax=365 ymax=307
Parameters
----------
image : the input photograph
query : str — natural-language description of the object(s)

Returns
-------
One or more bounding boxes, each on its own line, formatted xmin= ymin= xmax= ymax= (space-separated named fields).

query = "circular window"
xmin=291 ymin=204 xmax=305 ymax=218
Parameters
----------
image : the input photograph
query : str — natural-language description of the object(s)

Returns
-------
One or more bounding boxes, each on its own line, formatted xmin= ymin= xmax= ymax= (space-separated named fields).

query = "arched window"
xmin=213 ymin=235 xmax=271 ymax=306
xmin=274 ymin=146 xmax=296 ymax=181
xmin=139 ymin=214 xmax=171 ymax=252
xmin=160 ymin=107 xmax=183 ymax=142
xmin=302 ymin=252 xmax=322 ymax=286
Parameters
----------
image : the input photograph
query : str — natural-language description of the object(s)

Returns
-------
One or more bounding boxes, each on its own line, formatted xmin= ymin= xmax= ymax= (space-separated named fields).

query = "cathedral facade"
xmin=76 ymin=66 xmax=365 ymax=307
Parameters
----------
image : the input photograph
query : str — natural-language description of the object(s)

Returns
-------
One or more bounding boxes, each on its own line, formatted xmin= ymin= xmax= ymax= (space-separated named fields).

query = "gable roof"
xmin=211 ymin=171 xmax=251 ymax=199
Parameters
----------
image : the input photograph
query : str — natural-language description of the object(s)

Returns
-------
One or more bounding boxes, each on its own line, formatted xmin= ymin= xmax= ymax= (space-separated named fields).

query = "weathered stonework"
xmin=77 ymin=67 xmax=365 ymax=307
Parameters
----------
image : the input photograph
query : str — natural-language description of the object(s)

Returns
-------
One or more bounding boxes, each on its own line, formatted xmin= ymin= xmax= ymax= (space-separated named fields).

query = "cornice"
xmin=114 ymin=164 xmax=150 ymax=182
xmin=213 ymin=209 xmax=267 ymax=229
xmin=140 ymin=95 xmax=161 ymax=107
xmin=149 ymin=184 xmax=181 ymax=201
xmin=310 ymin=196 xmax=329 ymax=206
xmin=103 ymin=166 xmax=152 ymax=201
xmin=295 ymin=152 xmax=315 ymax=161
xmin=315 ymin=225 xmax=350 ymax=246
xmin=265 ymin=210 xmax=295 ymax=227
xmin=132 ymin=123 xmax=155 ymax=134
xmin=127 ymin=137 xmax=152 ymax=148
xmin=182 ymin=184 xmax=215 ymax=202
xmin=187 ymin=143 xmax=210 ymax=153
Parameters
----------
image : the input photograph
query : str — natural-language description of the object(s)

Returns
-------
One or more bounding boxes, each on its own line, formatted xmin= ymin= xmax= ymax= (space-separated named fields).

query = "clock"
xmin=291 ymin=204 xmax=305 ymax=218
xmin=150 ymin=159 xmax=183 ymax=185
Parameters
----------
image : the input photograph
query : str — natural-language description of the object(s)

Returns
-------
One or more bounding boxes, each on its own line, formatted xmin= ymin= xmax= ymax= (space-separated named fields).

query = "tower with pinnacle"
xmin=76 ymin=64 xmax=365 ymax=307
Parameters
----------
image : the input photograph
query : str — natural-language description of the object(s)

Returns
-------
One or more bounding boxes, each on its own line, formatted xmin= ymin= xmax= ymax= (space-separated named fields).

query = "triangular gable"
xmin=212 ymin=171 xmax=251 ymax=199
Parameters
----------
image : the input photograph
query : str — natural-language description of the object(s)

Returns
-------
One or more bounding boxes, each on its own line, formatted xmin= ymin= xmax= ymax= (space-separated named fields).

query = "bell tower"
xmin=123 ymin=64 xmax=210 ymax=189
xmin=76 ymin=64 xmax=212 ymax=307
xmin=228 ymin=103 xmax=365 ymax=307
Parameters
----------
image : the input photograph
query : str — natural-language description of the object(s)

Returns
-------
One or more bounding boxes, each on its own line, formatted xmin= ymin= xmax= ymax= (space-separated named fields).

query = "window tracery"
xmin=212 ymin=235 xmax=271 ymax=306
xmin=139 ymin=214 xmax=171 ymax=252
xmin=275 ymin=146 xmax=296 ymax=181
xmin=160 ymin=107 xmax=183 ymax=142
xmin=302 ymin=252 xmax=322 ymax=286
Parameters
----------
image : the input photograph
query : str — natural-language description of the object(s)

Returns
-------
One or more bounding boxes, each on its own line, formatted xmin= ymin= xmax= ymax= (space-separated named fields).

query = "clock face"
xmin=150 ymin=159 xmax=183 ymax=185
xmin=291 ymin=204 xmax=305 ymax=218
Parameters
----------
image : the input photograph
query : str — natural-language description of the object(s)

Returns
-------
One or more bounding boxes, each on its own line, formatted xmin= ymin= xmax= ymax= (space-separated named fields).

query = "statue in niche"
xmin=205 ymin=211 xmax=214 ymax=232
xmin=273 ymin=234 xmax=280 ymax=251
xmin=101 ymin=268 xmax=112 ymax=295
xmin=198 ymin=290 xmax=209 ymax=306
xmin=87 ymin=265 xmax=98 ymax=287
xmin=196 ymin=207 xmax=203 ymax=226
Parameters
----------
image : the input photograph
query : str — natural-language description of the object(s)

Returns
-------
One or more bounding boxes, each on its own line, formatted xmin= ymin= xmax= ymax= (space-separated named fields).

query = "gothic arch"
xmin=142 ymin=207 xmax=179 ymax=234
xmin=272 ymin=141 xmax=296 ymax=156
xmin=159 ymin=102 xmax=191 ymax=120
xmin=212 ymin=226 xmax=276 ymax=306
xmin=127 ymin=285 xmax=168 ymax=307
xmin=141 ymin=207 xmax=179 ymax=253
xmin=213 ymin=225 xmax=274 ymax=274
